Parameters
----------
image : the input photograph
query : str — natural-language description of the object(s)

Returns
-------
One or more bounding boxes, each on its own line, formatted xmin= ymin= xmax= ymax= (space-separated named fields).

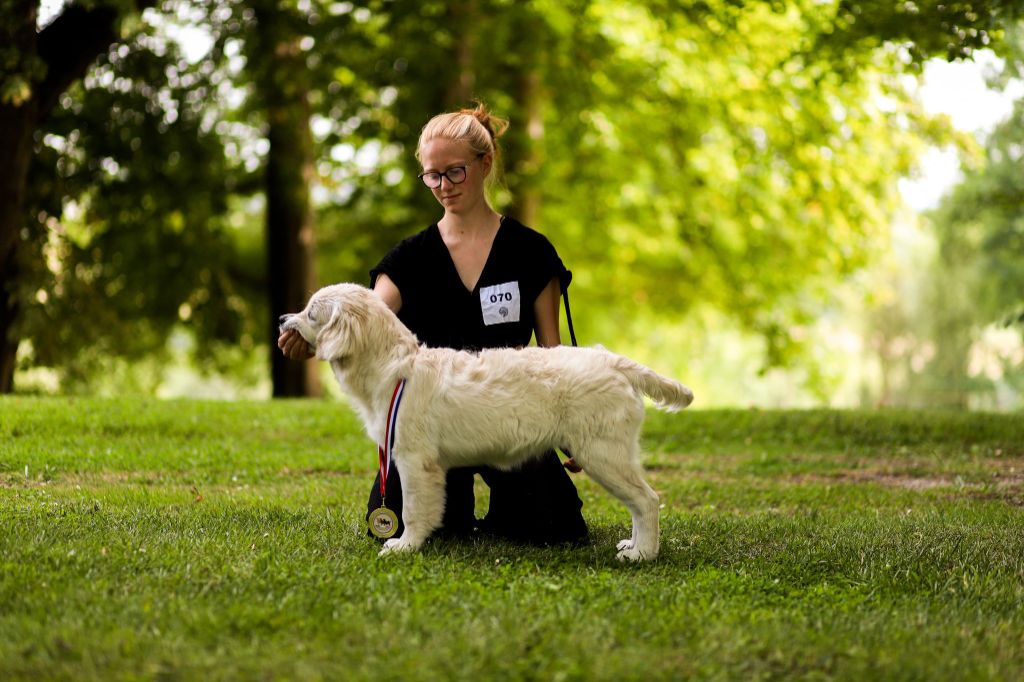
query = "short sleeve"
xmin=521 ymin=226 xmax=569 ymax=304
xmin=369 ymin=232 xmax=419 ymax=295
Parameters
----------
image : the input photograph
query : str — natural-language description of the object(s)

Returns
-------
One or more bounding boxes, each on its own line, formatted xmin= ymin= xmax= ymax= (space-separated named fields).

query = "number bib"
xmin=479 ymin=281 xmax=521 ymax=326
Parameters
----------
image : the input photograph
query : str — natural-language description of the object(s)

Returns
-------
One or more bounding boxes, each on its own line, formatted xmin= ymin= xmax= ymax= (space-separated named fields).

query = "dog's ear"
xmin=315 ymin=298 xmax=368 ymax=360
xmin=315 ymin=303 xmax=348 ymax=360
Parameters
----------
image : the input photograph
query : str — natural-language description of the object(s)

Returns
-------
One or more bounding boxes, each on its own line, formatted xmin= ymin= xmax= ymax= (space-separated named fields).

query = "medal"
xmin=369 ymin=506 xmax=399 ymax=539
xmin=368 ymin=378 xmax=407 ymax=540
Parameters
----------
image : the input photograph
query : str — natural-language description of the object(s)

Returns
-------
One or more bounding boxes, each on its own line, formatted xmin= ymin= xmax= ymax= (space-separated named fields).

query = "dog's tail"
xmin=614 ymin=355 xmax=694 ymax=412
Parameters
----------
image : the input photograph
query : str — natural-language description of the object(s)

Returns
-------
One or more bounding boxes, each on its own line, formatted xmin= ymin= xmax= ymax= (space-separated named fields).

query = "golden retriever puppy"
xmin=281 ymin=283 xmax=694 ymax=561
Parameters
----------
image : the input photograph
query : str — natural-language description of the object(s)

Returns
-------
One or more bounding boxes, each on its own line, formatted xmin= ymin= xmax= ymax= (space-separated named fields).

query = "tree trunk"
xmin=252 ymin=1 xmax=321 ymax=398
xmin=0 ymin=113 xmax=34 ymax=393
xmin=0 ymin=116 xmax=32 ymax=391
xmin=265 ymin=100 xmax=321 ymax=398
xmin=444 ymin=0 xmax=477 ymax=109
xmin=0 ymin=4 xmax=39 ymax=393
xmin=501 ymin=6 xmax=546 ymax=226
xmin=509 ymin=67 xmax=544 ymax=227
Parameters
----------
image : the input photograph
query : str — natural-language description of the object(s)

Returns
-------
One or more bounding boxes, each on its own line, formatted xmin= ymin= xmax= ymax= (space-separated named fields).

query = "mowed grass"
xmin=2 ymin=397 xmax=1023 ymax=681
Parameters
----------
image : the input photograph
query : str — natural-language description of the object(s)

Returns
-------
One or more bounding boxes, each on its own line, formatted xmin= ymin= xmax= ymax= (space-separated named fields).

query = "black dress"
xmin=365 ymin=217 xmax=588 ymax=544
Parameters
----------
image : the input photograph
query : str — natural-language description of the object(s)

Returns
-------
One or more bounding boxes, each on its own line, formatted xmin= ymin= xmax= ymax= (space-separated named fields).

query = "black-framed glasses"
xmin=418 ymin=166 xmax=468 ymax=189
xmin=417 ymin=155 xmax=482 ymax=189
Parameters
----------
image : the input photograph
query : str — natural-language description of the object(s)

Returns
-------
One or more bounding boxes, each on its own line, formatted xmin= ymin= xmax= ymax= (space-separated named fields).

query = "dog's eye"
xmin=308 ymin=310 xmax=317 ymax=322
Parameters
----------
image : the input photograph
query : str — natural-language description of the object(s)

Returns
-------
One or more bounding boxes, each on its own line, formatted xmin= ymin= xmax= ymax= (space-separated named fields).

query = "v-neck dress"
xmin=372 ymin=218 xmax=560 ymax=351
xmin=365 ymin=217 xmax=588 ymax=544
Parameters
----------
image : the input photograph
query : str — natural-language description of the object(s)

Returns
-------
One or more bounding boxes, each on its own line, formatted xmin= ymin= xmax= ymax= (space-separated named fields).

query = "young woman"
xmin=279 ymin=104 xmax=587 ymax=545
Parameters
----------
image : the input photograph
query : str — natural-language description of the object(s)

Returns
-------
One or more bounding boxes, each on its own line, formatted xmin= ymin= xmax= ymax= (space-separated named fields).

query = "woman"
xmin=279 ymin=104 xmax=587 ymax=545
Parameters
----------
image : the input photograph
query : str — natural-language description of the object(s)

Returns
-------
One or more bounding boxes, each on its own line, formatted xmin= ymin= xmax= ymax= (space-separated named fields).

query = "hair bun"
xmin=417 ymin=101 xmax=508 ymax=164
xmin=462 ymin=102 xmax=509 ymax=141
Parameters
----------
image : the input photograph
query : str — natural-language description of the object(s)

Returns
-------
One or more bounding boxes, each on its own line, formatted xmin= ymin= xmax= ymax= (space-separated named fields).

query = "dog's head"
xmin=279 ymin=284 xmax=377 ymax=361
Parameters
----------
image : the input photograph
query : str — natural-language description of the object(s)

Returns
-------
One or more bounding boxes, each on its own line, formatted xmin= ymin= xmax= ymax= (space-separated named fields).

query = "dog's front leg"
xmin=379 ymin=456 xmax=446 ymax=557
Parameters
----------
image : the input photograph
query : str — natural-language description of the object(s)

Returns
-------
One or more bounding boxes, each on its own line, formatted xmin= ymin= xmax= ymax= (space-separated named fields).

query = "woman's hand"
xmin=278 ymin=329 xmax=314 ymax=360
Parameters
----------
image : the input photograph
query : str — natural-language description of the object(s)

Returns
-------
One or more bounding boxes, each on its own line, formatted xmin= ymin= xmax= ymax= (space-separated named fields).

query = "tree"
xmin=0 ymin=0 xmax=157 ymax=392
xmin=15 ymin=1 xmax=263 ymax=395
xmin=246 ymin=0 xmax=321 ymax=397
xmin=8 ymin=0 xmax=1024 ymax=397
xmin=919 ymin=21 xmax=1024 ymax=405
xmin=13 ymin=0 xmax=377 ymax=396
xmin=350 ymin=0 xmax=1022 ymax=373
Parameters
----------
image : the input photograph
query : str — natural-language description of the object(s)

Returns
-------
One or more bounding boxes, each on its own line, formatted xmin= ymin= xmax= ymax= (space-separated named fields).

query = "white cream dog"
xmin=281 ymin=283 xmax=694 ymax=561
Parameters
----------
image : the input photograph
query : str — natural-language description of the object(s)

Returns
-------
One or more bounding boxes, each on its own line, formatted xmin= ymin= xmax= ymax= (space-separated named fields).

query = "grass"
xmin=2 ymin=396 xmax=1023 ymax=681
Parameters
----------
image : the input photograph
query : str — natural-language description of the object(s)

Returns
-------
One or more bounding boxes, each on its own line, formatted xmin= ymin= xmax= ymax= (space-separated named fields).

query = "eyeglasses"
xmin=417 ymin=156 xmax=481 ymax=189
xmin=418 ymin=167 xmax=467 ymax=189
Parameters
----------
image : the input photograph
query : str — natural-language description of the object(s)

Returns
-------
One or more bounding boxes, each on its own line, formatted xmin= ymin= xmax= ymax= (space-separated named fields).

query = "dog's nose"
xmin=279 ymin=314 xmax=293 ymax=323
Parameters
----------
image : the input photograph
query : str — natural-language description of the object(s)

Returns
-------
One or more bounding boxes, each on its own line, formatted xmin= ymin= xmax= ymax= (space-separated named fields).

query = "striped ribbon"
xmin=377 ymin=378 xmax=407 ymax=498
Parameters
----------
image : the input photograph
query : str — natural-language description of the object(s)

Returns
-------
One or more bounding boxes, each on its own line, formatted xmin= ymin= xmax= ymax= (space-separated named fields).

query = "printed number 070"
xmin=490 ymin=292 xmax=513 ymax=303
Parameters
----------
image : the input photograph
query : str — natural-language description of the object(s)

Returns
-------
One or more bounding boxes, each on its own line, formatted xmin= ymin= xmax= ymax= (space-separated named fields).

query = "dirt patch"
xmin=789 ymin=470 xmax=955 ymax=490
xmin=967 ymin=487 xmax=1024 ymax=507
xmin=0 ymin=467 xmax=360 ymax=491
xmin=56 ymin=470 xmax=177 ymax=486
xmin=788 ymin=461 xmax=1024 ymax=506
xmin=0 ymin=473 xmax=63 ymax=489
xmin=843 ymin=470 xmax=957 ymax=490
xmin=276 ymin=466 xmax=356 ymax=478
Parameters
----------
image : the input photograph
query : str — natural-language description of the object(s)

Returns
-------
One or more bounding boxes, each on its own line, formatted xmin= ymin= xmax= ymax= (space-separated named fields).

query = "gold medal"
xmin=368 ymin=506 xmax=399 ymax=539
xmin=371 ymin=379 xmax=406 ymax=541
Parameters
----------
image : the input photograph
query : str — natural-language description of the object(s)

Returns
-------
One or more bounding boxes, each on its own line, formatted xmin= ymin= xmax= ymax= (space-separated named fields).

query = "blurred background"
xmin=2 ymin=0 xmax=1022 ymax=409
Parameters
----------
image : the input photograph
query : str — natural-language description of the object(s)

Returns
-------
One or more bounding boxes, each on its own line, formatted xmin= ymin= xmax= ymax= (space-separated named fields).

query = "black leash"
xmin=561 ymin=270 xmax=577 ymax=347
xmin=559 ymin=269 xmax=581 ymax=471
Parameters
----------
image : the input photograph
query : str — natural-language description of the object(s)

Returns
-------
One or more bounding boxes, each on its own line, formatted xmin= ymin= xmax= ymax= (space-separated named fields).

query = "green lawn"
xmin=2 ymin=397 xmax=1023 ymax=681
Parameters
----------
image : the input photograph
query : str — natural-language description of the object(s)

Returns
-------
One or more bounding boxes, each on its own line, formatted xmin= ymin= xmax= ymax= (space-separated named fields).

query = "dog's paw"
xmin=615 ymin=546 xmax=656 ymax=562
xmin=616 ymin=538 xmax=635 ymax=551
xmin=378 ymin=538 xmax=416 ymax=557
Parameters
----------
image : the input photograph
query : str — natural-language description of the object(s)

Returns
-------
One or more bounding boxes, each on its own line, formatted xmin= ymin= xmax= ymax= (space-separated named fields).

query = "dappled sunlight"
xmin=3 ymin=1 xmax=1022 ymax=406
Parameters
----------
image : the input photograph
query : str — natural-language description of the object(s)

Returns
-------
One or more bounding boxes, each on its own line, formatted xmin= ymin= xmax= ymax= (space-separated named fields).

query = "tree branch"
xmin=34 ymin=0 xmax=154 ymax=121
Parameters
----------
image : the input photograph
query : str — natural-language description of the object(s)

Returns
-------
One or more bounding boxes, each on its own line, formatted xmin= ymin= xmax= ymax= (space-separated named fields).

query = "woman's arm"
xmin=373 ymin=273 xmax=403 ymax=314
xmin=533 ymin=277 xmax=562 ymax=348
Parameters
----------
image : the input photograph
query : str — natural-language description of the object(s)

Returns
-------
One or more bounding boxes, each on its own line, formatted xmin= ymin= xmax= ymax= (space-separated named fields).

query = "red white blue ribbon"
xmin=377 ymin=378 xmax=407 ymax=497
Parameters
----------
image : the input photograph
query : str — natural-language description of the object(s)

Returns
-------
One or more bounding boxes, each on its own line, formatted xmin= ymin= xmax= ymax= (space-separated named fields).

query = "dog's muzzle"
xmin=279 ymin=313 xmax=297 ymax=333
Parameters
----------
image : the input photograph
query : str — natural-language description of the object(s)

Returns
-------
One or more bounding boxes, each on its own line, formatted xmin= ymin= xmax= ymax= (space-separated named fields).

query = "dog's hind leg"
xmin=380 ymin=456 xmax=447 ymax=557
xmin=577 ymin=438 xmax=660 ymax=562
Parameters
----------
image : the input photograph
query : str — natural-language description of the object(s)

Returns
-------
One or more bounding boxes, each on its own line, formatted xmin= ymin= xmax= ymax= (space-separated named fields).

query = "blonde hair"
xmin=415 ymin=102 xmax=510 ymax=164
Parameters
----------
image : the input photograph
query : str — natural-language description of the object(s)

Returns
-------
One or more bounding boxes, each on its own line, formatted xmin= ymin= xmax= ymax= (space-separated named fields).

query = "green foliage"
xmin=930 ymin=95 xmax=1024 ymax=330
xmin=311 ymin=0 xmax=973 ymax=371
xmin=18 ymin=6 xmax=264 ymax=387
xmin=879 ymin=21 xmax=1024 ymax=407
xmin=9 ymin=0 xmax=1024 ymax=394
xmin=2 ymin=398 xmax=1024 ymax=679
xmin=533 ymin=1 xmax=939 ymax=366
xmin=814 ymin=0 xmax=1022 ymax=69
xmin=0 ymin=3 xmax=45 ymax=105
